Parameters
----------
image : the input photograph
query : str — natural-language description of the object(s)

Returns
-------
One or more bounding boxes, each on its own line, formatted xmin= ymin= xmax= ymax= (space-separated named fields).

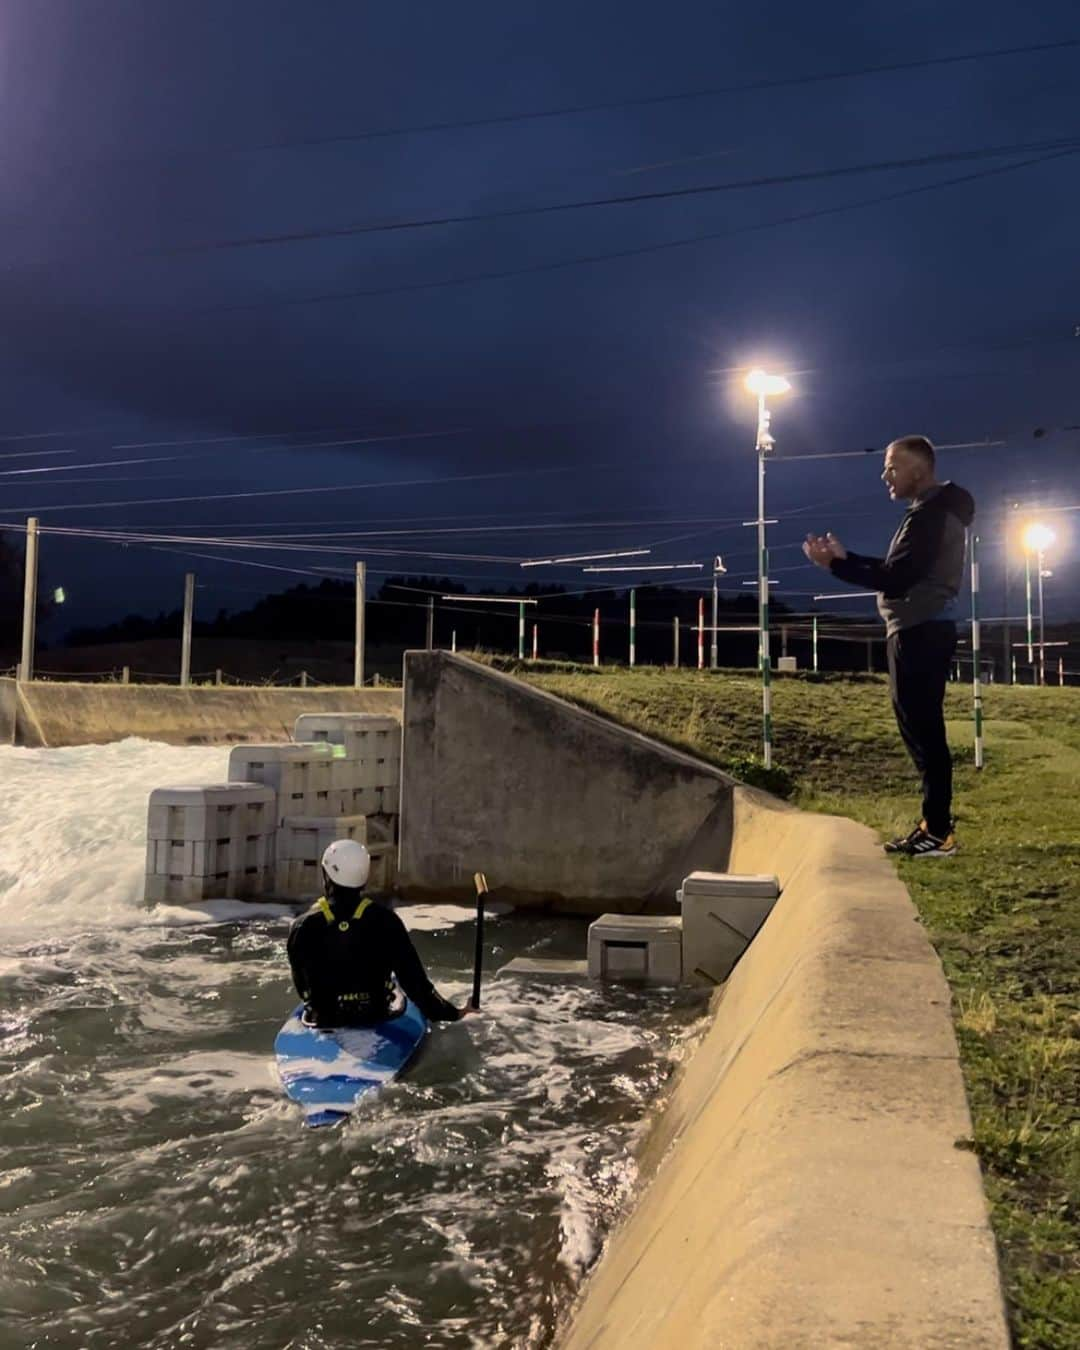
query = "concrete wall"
xmin=558 ymin=786 xmax=1008 ymax=1348
xmin=0 ymin=678 xmax=401 ymax=748
xmin=0 ymin=678 xmax=16 ymax=747
xmin=398 ymin=652 xmax=735 ymax=912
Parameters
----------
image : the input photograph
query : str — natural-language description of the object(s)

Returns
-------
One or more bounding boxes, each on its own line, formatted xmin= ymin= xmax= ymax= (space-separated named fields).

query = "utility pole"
xmin=673 ymin=616 xmax=679 ymax=668
xmin=19 ymin=517 xmax=39 ymax=683
xmin=710 ymin=567 xmax=718 ymax=670
xmin=971 ymin=533 xmax=983 ymax=769
xmin=354 ymin=561 xmax=365 ymax=688
xmin=426 ymin=597 xmax=435 ymax=651
xmin=180 ymin=572 xmax=195 ymax=687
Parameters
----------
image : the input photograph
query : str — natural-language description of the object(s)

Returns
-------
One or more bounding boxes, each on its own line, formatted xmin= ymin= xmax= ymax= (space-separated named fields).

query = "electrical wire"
xmin=100 ymin=37 xmax=1080 ymax=160
xmin=203 ymin=147 xmax=1080 ymax=312
xmin=168 ymin=135 xmax=1080 ymax=255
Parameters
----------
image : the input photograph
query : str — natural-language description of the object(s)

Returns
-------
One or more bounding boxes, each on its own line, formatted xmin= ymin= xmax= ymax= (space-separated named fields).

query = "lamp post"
xmin=1022 ymin=522 xmax=1055 ymax=686
xmin=745 ymin=368 xmax=791 ymax=769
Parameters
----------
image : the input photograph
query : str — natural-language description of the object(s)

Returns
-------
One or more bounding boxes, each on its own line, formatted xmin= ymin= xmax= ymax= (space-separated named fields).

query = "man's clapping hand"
xmin=802 ymin=532 xmax=847 ymax=568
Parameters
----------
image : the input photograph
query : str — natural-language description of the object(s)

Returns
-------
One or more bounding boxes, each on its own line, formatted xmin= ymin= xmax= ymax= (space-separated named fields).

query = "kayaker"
xmin=287 ymin=839 xmax=472 ymax=1027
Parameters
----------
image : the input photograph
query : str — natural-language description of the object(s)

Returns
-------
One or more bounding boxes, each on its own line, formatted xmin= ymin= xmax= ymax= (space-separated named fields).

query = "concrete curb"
xmin=558 ymin=787 xmax=1009 ymax=1348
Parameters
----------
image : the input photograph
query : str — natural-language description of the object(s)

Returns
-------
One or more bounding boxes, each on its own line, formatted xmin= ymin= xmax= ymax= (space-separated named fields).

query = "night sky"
xmin=1 ymin=0 xmax=1078 ymax=642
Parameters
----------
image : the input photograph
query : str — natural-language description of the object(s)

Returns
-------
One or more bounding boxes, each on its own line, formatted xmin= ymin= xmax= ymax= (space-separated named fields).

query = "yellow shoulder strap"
xmin=316 ymin=896 xmax=371 ymax=925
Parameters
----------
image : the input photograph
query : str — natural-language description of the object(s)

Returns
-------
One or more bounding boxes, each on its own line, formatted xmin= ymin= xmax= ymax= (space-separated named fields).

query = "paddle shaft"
xmin=471 ymin=873 xmax=488 ymax=1009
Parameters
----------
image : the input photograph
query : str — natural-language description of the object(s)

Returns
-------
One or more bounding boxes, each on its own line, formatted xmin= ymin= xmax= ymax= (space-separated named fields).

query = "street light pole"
xmin=1022 ymin=521 xmax=1055 ymax=688
xmin=745 ymin=370 xmax=790 ymax=770
xmin=1037 ymin=550 xmax=1047 ymax=687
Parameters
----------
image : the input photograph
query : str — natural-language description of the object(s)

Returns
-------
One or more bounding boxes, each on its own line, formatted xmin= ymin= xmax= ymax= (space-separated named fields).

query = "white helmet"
xmin=321 ymin=839 xmax=371 ymax=889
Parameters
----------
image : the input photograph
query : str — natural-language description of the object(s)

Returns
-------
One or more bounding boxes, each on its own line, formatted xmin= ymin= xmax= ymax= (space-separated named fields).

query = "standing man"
xmin=803 ymin=436 xmax=974 ymax=857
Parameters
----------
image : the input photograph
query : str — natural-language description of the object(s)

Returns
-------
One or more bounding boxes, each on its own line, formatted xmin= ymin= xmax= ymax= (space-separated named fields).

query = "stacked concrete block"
xmin=587 ymin=914 xmax=683 ymax=985
xmin=365 ymin=841 xmax=397 ymax=894
xmin=677 ymin=871 xmax=780 ymax=985
xmin=273 ymin=814 xmax=368 ymax=900
xmin=227 ymin=742 xmax=341 ymax=821
xmin=144 ymin=783 xmax=276 ymax=904
xmin=293 ymin=714 xmax=401 ymax=817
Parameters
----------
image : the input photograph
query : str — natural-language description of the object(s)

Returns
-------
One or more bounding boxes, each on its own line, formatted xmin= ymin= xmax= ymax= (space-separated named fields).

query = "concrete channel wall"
xmin=558 ymin=787 xmax=1008 ymax=1348
xmin=397 ymin=651 xmax=736 ymax=911
xmin=0 ymin=677 xmax=401 ymax=748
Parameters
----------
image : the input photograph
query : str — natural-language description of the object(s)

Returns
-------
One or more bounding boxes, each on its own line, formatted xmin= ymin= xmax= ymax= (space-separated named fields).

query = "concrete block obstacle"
xmin=142 ymin=712 xmax=404 ymax=906
xmin=398 ymin=651 xmax=736 ymax=911
xmin=227 ymin=743 xmax=339 ymax=822
xmin=677 ymin=869 xmax=780 ymax=984
xmin=294 ymin=712 xmax=402 ymax=820
xmin=587 ymin=914 xmax=683 ymax=984
xmin=144 ymin=783 xmax=276 ymax=904
xmin=274 ymin=813 xmax=368 ymax=900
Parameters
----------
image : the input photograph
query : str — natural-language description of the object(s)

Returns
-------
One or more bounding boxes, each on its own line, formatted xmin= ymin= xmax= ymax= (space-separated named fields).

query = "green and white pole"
xmin=970 ymin=532 xmax=984 ymax=770
xmin=629 ymin=588 xmax=637 ymax=667
xmin=518 ymin=601 xmax=525 ymax=661
xmin=757 ymin=395 xmax=772 ymax=769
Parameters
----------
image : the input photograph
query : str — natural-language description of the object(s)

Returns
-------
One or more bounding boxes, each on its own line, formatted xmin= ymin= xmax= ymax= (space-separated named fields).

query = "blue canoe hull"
xmin=274 ymin=999 xmax=429 ymax=1128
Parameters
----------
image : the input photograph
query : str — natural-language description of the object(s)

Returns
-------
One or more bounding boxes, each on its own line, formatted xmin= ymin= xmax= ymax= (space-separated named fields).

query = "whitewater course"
xmin=1 ymin=654 xmax=1008 ymax=1349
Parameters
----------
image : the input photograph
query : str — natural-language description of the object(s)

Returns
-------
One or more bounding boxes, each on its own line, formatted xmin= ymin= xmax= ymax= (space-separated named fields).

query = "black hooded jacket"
xmin=829 ymin=481 xmax=976 ymax=636
xmin=287 ymin=892 xmax=460 ymax=1027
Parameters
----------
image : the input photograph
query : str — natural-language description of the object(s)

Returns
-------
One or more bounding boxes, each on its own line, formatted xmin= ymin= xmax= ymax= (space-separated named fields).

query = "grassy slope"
xmin=515 ymin=663 xmax=1079 ymax=1350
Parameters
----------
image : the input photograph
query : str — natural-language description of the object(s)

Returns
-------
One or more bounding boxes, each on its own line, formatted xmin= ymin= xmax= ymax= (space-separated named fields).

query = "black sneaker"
xmin=892 ymin=826 xmax=957 ymax=858
xmin=884 ymin=821 xmax=927 ymax=853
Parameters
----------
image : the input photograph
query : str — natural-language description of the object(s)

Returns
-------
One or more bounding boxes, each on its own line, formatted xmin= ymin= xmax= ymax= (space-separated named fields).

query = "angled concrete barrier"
xmin=0 ymin=679 xmax=400 ymax=748
xmin=398 ymin=652 xmax=736 ymax=911
xmin=559 ymin=787 xmax=1008 ymax=1348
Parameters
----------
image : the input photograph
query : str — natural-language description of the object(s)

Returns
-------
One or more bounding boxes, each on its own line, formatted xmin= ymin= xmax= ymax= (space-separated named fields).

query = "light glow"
xmin=1022 ymin=522 xmax=1056 ymax=553
xmin=745 ymin=368 xmax=791 ymax=397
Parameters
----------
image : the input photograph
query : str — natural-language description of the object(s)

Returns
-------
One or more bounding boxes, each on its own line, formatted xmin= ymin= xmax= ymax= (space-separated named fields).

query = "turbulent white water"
xmin=0 ymin=740 xmax=706 ymax=1350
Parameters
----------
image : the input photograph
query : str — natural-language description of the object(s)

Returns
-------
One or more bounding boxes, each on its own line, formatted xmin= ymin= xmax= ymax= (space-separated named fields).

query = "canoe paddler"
xmin=286 ymin=839 xmax=474 ymax=1028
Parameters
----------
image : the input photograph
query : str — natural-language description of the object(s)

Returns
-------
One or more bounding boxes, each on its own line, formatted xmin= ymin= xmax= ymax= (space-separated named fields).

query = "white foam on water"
xmin=0 ymin=739 xmax=230 ymax=933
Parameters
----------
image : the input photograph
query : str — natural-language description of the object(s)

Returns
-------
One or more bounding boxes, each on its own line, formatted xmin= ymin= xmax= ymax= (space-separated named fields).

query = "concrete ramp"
xmin=558 ymin=787 xmax=1009 ymax=1348
xmin=0 ymin=678 xmax=400 ymax=748
xmin=398 ymin=652 xmax=735 ymax=911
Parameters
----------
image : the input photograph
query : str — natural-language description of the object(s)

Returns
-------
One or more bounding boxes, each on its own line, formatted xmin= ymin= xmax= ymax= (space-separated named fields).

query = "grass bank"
xmin=507 ymin=661 xmax=1078 ymax=1349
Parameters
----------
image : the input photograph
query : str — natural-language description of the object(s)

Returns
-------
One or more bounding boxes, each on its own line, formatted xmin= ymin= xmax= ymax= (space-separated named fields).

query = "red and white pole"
xmin=592 ymin=608 xmax=600 ymax=667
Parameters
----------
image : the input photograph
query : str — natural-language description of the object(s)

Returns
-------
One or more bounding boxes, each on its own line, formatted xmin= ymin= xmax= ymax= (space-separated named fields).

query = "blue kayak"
xmin=274 ymin=998 xmax=429 ymax=1128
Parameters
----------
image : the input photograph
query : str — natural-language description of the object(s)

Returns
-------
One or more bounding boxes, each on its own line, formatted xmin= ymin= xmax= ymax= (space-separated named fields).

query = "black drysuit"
xmin=828 ymin=482 xmax=976 ymax=837
xmin=287 ymin=893 xmax=460 ymax=1027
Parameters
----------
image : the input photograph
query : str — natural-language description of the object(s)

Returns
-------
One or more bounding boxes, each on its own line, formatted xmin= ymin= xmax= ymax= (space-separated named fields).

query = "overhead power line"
xmin=204 ymin=146 xmax=1079 ymax=312
xmin=102 ymin=36 xmax=1080 ymax=160
xmin=167 ymin=135 xmax=1080 ymax=255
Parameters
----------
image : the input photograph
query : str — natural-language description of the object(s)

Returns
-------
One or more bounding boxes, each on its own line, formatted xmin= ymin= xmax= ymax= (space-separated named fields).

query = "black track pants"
xmin=886 ymin=620 xmax=957 ymax=838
